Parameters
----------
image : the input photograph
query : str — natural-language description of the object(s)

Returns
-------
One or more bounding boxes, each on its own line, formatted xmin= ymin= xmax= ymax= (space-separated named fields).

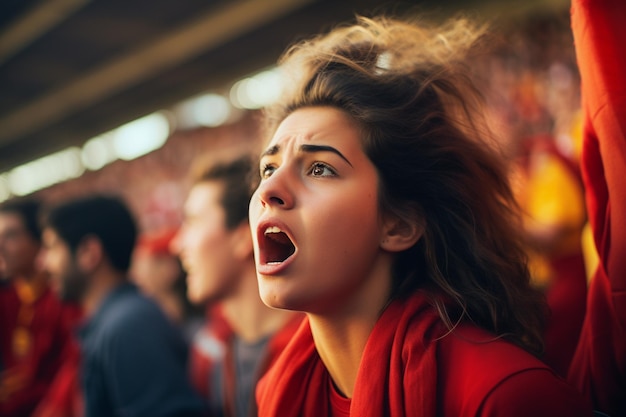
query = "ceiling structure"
xmin=0 ymin=0 xmax=569 ymax=172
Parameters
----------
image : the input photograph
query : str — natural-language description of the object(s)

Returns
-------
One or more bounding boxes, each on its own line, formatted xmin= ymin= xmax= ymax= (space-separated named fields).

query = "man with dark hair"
xmin=0 ymin=198 xmax=77 ymax=417
xmin=171 ymin=155 xmax=301 ymax=417
xmin=40 ymin=194 xmax=205 ymax=417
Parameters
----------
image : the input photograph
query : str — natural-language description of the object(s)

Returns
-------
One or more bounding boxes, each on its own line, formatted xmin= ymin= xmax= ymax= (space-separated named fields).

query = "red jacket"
xmin=568 ymin=0 xmax=626 ymax=414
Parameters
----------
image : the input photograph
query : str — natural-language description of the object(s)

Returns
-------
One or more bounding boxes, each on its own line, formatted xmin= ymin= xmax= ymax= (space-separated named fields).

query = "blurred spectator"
xmin=171 ymin=155 xmax=302 ymax=417
xmin=472 ymin=16 xmax=589 ymax=378
xmin=506 ymin=58 xmax=587 ymax=378
xmin=513 ymin=130 xmax=588 ymax=377
xmin=0 ymin=198 xmax=79 ymax=417
xmin=39 ymin=194 xmax=205 ymax=417
xmin=130 ymin=227 xmax=203 ymax=342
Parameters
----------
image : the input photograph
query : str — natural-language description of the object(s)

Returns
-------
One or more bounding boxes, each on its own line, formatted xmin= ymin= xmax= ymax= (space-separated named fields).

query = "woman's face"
xmin=249 ymin=106 xmax=394 ymax=316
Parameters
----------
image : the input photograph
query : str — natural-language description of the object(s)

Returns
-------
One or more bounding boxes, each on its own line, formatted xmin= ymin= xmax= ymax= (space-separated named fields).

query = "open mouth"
xmin=263 ymin=226 xmax=295 ymax=264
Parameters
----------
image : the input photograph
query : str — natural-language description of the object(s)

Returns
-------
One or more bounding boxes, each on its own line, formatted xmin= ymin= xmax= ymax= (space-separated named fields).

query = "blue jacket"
xmin=78 ymin=283 xmax=205 ymax=417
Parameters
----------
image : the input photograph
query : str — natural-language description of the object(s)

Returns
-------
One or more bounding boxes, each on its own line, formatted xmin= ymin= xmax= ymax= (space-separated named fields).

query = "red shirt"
xmin=0 ymin=280 xmax=80 ymax=417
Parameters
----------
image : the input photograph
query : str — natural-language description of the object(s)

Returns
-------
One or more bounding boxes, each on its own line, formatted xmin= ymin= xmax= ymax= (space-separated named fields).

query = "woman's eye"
xmin=308 ymin=162 xmax=336 ymax=177
xmin=261 ymin=164 xmax=276 ymax=179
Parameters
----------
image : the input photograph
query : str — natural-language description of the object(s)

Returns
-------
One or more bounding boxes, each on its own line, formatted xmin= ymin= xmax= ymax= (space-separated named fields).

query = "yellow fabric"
xmin=526 ymin=153 xmax=585 ymax=235
xmin=521 ymin=150 xmax=586 ymax=287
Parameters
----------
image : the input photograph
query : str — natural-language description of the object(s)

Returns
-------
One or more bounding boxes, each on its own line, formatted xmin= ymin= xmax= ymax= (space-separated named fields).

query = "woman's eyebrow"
xmin=260 ymin=145 xmax=279 ymax=157
xmin=300 ymin=144 xmax=353 ymax=167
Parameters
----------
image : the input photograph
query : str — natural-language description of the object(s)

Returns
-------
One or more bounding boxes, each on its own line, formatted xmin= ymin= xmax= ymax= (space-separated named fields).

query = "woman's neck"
xmin=308 ymin=260 xmax=394 ymax=398
xmin=309 ymin=313 xmax=376 ymax=398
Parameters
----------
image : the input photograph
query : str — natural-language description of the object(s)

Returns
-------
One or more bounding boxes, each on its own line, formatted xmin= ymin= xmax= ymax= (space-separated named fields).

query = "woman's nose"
xmin=255 ymin=168 xmax=294 ymax=209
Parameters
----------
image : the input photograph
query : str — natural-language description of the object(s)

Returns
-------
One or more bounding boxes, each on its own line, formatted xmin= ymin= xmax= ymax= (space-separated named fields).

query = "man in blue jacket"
xmin=39 ymin=194 xmax=205 ymax=417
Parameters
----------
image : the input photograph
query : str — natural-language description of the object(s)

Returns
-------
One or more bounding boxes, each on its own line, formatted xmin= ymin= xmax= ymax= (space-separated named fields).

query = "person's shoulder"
xmin=438 ymin=325 xmax=549 ymax=398
xmin=438 ymin=324 xmax=551 ymax=391
xmin=477 ymin=366 xmax=593 ymax=416
xmin=439 ymin=324 xmax=547 ymax=370
xmin=98 ymin=286 xmax=169 ymax=336
xmin=438 ymin=324 xmax=591 ymax=416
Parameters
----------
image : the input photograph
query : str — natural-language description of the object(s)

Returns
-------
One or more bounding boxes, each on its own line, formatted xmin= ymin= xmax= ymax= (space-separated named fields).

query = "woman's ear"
xmin=380 ymin=214 xmax=423 ymax=252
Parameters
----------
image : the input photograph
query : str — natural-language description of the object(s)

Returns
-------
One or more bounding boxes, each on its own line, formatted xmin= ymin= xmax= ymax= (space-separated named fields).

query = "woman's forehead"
xmin=266 ymin=107 xmax=360 ymax=151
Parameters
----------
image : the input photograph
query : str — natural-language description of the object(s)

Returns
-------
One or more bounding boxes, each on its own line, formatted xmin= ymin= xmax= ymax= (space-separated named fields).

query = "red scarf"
xmin=256 ymin=292 xmax=443 ymax=417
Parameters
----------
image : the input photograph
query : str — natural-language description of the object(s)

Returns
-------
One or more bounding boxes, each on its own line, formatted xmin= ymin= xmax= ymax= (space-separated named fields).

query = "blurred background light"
xmin=176 ymin=93 xmax=232 ymax=129
xmin=112 ymin=112 xmax=171 ymax=161
xmin=0 ymin=175 xmax=10 ymax=202
xmin=193 ymin=94 xmax=231 ymax=127
xmin=81 ymin=132 xmax=117 ymax=171
xmin=7 ymin=147 xmax=84 ymax=196
xmin=230 ymin=68 xmax=283 ymax=109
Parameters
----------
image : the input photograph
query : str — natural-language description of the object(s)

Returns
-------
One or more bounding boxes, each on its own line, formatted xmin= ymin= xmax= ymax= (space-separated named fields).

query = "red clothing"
xmin=189 ymin=306 xmax=303 ymax=417
xmin=31 ymin=339 xmax=83 ymax=417
xmin=0 ymin=280 xmax=80 ymax=417
xmin=568 ymin=0 xmax=626 ymax=414
xmin=257 ymin=292 xmax=592 ymax=417
xmin=544 ymin=252 xmax=587 ymax=376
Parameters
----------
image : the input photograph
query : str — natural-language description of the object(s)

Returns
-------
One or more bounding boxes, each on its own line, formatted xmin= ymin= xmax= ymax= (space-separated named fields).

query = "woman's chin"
xmin=260 ymin=289 xmax=299 ymax=311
